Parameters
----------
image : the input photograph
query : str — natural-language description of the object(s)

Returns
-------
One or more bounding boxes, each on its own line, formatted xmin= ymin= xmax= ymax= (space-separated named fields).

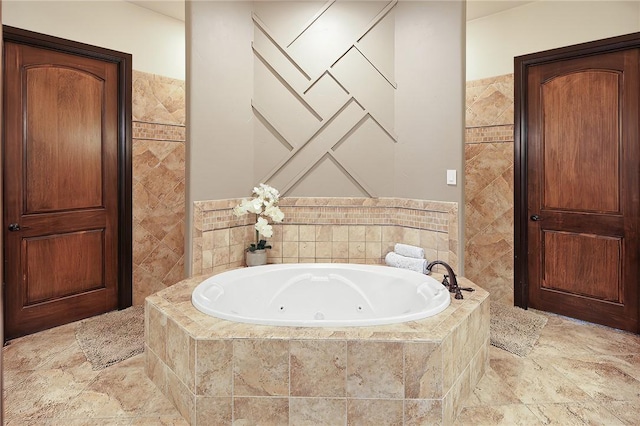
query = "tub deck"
xmin=145 ymin=271 xmax=489 ymax=425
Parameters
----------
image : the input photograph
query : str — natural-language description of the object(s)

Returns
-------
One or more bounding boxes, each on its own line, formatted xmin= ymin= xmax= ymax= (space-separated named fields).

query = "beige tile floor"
xmin=3 ymin=307 xmax=640 ymax=425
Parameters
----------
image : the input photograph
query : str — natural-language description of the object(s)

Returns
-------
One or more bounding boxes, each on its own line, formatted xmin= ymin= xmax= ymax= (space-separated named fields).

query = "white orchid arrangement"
xmin=233 ymin=183 xmax=284 ymax=252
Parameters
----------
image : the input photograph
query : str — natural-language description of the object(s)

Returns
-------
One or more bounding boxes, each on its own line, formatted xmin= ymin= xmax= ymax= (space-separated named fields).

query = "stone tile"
xmin=166 ymin=317 xmax=195 ymax=391
xmin=233 ymin=397 xmax=288 ymax=425
xmin=212 ymin=229 xmax=230 ymax=248
xmin=529 ymin=402 xmax=625 ymax=425
xmin=467 ymin=85 xmax=512 ymax=127
xmin=3 ymin=360 xmax=99 ymax=420
xmin=420 ymin=229 xmax=438 ymax=251
xmin=147 ymin=304 xmax=167 ymax=362
xmin=230 ymin=226 xmax=247 ymax=246
xmin=299 ymin=224 xmax=316 ymax=241
xmin=465 ymin=142 xmax=513 ymax=201
xmin=161 ymin=256 xmax=185 ymax=288
xmin=58 ymin=357 xmax=161 ymax=418
xmin=346 ymin=341 xmax=403 ymax=398
xmin=530 ymin=319 xmax=640 ymax=358
xmin=145 ymin=346 xmax=167 ymax=397
xmin=233 ymin=340 xmax=289 ymax=396
xmin=131 ymin=417 xmax=189 ymax=425
xmin=401 ymin=227 xmax=421 ymax=246
xmin=405 ymin=399 xmax=443 ymax=426
xmin=290 ymin=397 xmax=346 ymax=425
xmin=348 ymin=242 xmax=365 ymax=259
xmin=195 ymin=397 xmax=232 ymax=425
xmin=382 ymin=226 xmax=402 ymax=244
xmin=610 ymin=354 xmax=640 ymax=383
xmin=3 ymin=323 xmax=78 ymax=372
xmin=464 ymin=366 xmax=521 ymax=407
xmin=548 ymin=356 xmax=640 ymax=403
xmin=315 ymin=241 xmax=332 ymax=259
xmin=290 ymin=340 xmax=347 ymax=397
xmin=454 ymin=404 xmax=542 ymax=425
xmin=348 ymin=225 xmax=365 ymax=241
xmin=134 ymin=267 xmax=167 ymax=305
xmin=299 ymin=241 xmax=316 ymax=258
xmin=365 ymin=225 xmax=381 ymax=242
xmin=315 ymin=225 xmax=332 ymax=241
xmin=332 ymin=226 xmax=349 ymax=242
xmin=133 ymin=71 xmax=186 ymax=125
xmin=282 ymin=224 xmax=299 ymax=241
xmin=490 ymin=357 xmax=591 ymax=404
xmin=195 ymin=339 xmax=232 ymax=397
xmin=165 ymin=368 xmax=195 ymax=424
xmin=139 ymin=208 xmax=182 ymax=246
xmin=332 ymin=241 xmax=349 ymax=259
xmin=283 ymin=241 xmax=299 ymax=258
xmin=608 ymin=398 xmax=640 ymax=425
xmin=364 ymin=241 xmax=381 ymax=260
xmin=133 ymin=221 xmax=159 ymax=266
xmin=404 ymin=342 xmax=443 ymax=398
xmin=140 ymin=243 xmax=181 ymax=281
xmin=347 ymin=399 xmax=403 ymax=425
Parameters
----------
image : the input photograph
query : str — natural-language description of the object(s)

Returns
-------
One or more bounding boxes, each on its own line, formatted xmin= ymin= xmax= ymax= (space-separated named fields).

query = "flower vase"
xmin=246 ymin=249 xmax=267 ymax=267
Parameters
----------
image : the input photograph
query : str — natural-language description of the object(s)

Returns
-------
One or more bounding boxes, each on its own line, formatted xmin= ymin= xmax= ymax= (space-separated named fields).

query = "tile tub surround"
xmin=464 ymin=74 xmax=514 ymax=305
xmin=192 ymin=197 xmax=458 ymax=277
xmin=144 ymin=273 xmax=489 ymax=425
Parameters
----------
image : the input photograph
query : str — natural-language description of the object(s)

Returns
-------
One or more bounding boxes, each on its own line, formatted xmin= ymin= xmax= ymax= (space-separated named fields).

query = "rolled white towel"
xmin=394 ymin=243 xmax=425 ymax=259
xmin=385 ymin=251 xmax=428 ymax=274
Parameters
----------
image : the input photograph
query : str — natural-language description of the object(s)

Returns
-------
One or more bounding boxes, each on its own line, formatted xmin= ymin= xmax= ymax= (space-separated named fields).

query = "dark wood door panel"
xmin=24 ymin=230 xmax=106 ymax=305
xmin=5 ymin=287 xmax=115 ymax=338
xmin=541 ymin=70 xmax=620 ymax=214
xmin=541 ymin=230 xmax=621 ymax=302
xmin=25 ymin=65 xmax=105 ymax=213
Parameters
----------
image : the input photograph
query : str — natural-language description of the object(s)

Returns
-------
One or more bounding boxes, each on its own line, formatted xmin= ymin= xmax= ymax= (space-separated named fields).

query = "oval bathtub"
xmin=191 ymin=263 xmax=451 ymax=327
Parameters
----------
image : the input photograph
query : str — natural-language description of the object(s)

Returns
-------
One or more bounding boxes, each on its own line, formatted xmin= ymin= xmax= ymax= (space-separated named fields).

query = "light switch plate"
xmin=447 ymin=169 xmax=457 ymax=185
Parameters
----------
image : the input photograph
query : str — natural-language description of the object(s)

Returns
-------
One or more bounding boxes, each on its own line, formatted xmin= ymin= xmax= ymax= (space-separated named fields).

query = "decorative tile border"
xmin=191 ymin=197 xmax=458 ymax=276
xmin=133 ymin=121 xmax=186 ymax=142
xmin=465 ymin=124 xmax=514 ymax=144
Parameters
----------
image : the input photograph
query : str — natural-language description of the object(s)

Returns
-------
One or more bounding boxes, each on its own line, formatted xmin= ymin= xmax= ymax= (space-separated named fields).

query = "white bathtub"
xmin=191 ymin=263 xmax=451 ymax=327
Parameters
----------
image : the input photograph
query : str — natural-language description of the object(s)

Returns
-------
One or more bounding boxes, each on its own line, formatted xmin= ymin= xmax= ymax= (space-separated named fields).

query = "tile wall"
xmin=464 ymin=74 xmax=514 ymax=304
xmin=132 ymin=71 xmax=186 ymax=304
xmin=191 ymin=197 xmax=458 ymax=276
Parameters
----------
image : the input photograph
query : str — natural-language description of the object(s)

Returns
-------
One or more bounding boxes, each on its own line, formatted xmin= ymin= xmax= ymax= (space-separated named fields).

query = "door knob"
xmin=530 ymin=215 xmax=541 ymax=221
xmin=8 ymin=223 xmax=20 ymax=231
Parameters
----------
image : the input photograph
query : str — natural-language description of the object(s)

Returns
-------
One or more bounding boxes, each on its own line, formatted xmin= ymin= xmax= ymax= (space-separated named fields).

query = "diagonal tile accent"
xmin=132 ymin=71 xmax=186 ymax=304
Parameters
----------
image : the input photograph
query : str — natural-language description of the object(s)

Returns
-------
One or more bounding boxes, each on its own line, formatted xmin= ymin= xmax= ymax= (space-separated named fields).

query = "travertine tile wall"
xmin=191 ymin=197 xmax=458 ymax=276
xmin=132 ymin=70 xmax=186 ymax=304
xmin=464 ymin=74 xmax=514 ymax=304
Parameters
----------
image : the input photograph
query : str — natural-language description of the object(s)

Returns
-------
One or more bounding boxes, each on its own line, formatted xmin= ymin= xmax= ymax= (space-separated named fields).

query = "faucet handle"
xmin=442 ymin=274 xmax=450 ymax=289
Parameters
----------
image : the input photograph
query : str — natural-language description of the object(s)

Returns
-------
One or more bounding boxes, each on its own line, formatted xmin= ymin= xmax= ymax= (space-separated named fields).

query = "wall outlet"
xmin=447 ymin=169 xmax=457 ymax=185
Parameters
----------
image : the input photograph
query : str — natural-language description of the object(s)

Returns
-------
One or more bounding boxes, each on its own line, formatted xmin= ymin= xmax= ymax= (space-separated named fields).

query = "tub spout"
xmin=426 ymin=260 xmax=464 ymax=300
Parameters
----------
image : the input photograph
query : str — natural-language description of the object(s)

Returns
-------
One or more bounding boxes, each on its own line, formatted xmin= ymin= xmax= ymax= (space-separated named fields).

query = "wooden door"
xmin=3 ymin=35 xmax=130 ymax=339
xmin=522 ymin=49 xmax=639 ymax=332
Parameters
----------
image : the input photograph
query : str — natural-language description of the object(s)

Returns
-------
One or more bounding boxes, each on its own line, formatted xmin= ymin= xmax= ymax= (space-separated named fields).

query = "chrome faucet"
xmin=426 ymin=260 xmax=473 ymax=300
